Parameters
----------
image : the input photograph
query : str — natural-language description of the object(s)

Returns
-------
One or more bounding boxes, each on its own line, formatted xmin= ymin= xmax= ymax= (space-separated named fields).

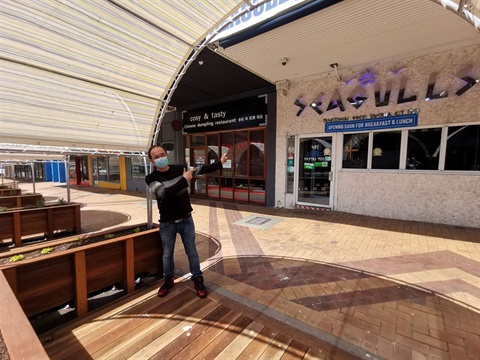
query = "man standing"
xmin=145 ymin=145 xmax=227 ymax=298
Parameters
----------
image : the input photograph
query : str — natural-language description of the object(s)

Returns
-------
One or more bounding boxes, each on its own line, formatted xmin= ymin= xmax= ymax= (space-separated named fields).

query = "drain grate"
xmin=246 ymin=217 xmax=272 ymax=225
xmin=234 ymin=215 xmax=283 ymax=230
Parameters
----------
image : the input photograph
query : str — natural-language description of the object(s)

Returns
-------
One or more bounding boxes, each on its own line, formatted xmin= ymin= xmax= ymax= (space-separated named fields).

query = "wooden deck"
xmin=40 ymin=280 xmax=358 ymax=360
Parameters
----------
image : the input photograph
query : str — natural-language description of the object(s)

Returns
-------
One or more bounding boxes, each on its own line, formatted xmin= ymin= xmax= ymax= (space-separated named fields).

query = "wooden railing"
xmin=0 ymin=271 xmax=49 ymax=359
xmin=0 ymin=226 xmax=162 ymax=358
xmin=0 ymin=203 xmax=81 ymax=247
xmin=0 ymin=193 xmax=43 ymax=208
xmin=1 ymin=226 xmax=161 ymax=317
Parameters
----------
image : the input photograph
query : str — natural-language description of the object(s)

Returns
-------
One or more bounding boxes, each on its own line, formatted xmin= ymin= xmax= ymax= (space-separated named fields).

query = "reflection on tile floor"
xmin=208 ymin=256 xmax=480 ymax=359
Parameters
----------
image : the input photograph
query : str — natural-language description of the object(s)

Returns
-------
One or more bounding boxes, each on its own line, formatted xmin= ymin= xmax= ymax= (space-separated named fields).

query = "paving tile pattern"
xmin=17 ymin=182 xmax=480 ymax=360
xmin=207 ymin=256 xmax=480 ymax=360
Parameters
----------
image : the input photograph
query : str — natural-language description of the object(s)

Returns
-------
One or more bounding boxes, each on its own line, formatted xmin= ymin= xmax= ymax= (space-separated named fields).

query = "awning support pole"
xmin=144 ymin=157 xmax=153 ymax=229
xmin=30 ymin=162 xmax=36 ymax=194
xmin=12 ymin=164 xmax=16 ymax=189
xmin=66 ymin=156 xmax=71 ymax=203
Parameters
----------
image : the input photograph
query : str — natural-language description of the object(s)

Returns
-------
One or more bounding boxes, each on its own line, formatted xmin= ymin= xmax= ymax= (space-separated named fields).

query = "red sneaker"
xmin=157 ymin=277 xmax=174 ymax=297
xmin=193 ymin=276 xmax=207 ymax=298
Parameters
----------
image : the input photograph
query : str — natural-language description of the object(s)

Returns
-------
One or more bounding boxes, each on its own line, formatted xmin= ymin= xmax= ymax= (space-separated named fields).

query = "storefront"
xmin=276 ymin=44 xmax=480 ymax=227
xmin=68 ymin=155 xmax=128 ymax=190
xmin=181 ymin=94 xmax=275 ymax=205
xmin=68 ymin=156 xmax=89 ymax=186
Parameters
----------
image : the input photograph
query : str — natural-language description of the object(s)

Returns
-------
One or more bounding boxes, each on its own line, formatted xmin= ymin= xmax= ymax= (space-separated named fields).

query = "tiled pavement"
xmin=16 ymin=182 xmax=480 ymax=359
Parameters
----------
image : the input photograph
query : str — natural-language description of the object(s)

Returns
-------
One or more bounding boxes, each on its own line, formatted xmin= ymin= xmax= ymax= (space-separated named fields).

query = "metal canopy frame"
xmin=0 ymin=143 xmax=148 ymax=158
xmin=433 ymin=0 xmax=480 ymax=30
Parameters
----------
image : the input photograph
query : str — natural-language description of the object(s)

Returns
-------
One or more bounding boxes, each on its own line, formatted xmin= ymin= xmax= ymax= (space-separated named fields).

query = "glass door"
xmin=92 ymin=156 xmax=108 ymax=186
xmin=190 ymin=146 xmax=206 ymax=196
xmin=297 ymin=136 xmax=334 ymax=207
xmin=92 ymin=157 xmax=99 ymax=186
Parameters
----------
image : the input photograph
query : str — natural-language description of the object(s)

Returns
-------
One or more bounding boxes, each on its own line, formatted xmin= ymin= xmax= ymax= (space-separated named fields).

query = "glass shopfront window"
xmin=207 ymin=134 xmax=221 ymax=175
xmin=406 ymin=128 xmax=441 ymax=170
xmin=129 ymin=157 xmax=147 ymax=179
xmin=372 ymin=131 xmax=401 ymax=169
xmin=250 ymin=130 xmax=265 ymax=177
xmin=340 ymin=123 xmax=479 ymax=172
xmin=220 ymin=177 xmax=234 ymax=200
xmin=343 ymin=133 xmax=369 ymax=169
xmin=445 ymin=124 xmax=480 ymax=171
xmin=250 ymin=179 xmax=266 ymax=204
xmin=185 ymin=128 xmax=266 ymax=205
xmin=93 ymin=157 xmax=108 ymax=183
xmin=235 ymin=131 xmax=248 ymax=176
xmin=108 ymin=157 xmax=120 ymax=183
xmin=193 ymin=148 xmax=206 ymax=167
xmin=194 ymin=178 xmax=206 ymax=195
xmin=234 ymin=178 xmax=249 ymax=202
xmin=34 ymin=162 xmax=45 ymax=180
xmin=93 ymin=156 xmax=119 ymax=184
xmin=191 ymin=135 xmax=205 ymax=146
xmin=220 ymin=132 xmax=234 ymax=176
xmin=207 ymin=177 xmax=219 ymax=198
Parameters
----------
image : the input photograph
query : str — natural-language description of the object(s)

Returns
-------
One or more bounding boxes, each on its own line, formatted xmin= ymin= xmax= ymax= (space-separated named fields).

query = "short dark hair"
xmin=147 ymin=145 xmax=164 ymax=159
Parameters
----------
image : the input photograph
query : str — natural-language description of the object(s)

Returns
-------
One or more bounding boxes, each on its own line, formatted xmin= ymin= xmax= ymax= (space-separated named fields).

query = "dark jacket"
xmin=145 ymin=161 xmax=222 ymax=222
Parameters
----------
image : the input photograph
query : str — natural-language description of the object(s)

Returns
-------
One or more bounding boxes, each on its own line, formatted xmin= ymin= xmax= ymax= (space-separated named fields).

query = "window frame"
xmin=340 ymin=121 xmax=480 ymax=173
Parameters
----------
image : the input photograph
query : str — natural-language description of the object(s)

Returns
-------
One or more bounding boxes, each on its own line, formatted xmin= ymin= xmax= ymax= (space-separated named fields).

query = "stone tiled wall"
xmin=275 ymin=44 xmax=480 ymax=227
xmin=337 ymin=171 xmax=480 ymax=227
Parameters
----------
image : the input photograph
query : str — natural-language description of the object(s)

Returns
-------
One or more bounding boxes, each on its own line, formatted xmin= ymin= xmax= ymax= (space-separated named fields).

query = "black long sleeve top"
xmin=145 ymin=161 xmax=223 ymax=222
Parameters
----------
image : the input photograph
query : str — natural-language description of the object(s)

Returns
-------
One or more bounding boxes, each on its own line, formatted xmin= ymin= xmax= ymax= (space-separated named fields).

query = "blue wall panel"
xmin=45 ymin=163 xmax=53 ymax=182
xmin=44 ymin=162 xmax=66 ymax=182
xmin=59 ymin=163 xmax=66 ymax=182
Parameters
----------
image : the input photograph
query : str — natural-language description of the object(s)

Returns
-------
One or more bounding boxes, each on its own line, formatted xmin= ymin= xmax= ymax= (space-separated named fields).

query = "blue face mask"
xmin=154 ymin=157 xmax=168 ymax=168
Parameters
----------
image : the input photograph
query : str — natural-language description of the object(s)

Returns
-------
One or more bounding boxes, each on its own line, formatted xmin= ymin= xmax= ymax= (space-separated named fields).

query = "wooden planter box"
xmin=0 ymin=188 xmax=21 ymax=196
xmin=0 ymin=225 xmax=162 ymax=359
xmin=0 ymin=193 xmax=43 ymax=208
xmin=0 ymin=203 xmax=81 ymax=247
xmin=1 ymin=226 xmax=162 ymax=318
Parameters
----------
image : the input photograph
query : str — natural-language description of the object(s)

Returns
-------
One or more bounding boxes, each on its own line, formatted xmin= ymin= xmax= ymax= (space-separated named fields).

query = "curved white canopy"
xmin=1 ymin=0 xmax=478 ymax=159
xmin=0 ymin=0 xmax=254 ymax=154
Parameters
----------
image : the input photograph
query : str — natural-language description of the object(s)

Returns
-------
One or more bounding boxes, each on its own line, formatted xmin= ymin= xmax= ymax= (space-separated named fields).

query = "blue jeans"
xmin=159 ymin=216 xmax=202 ymax=278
